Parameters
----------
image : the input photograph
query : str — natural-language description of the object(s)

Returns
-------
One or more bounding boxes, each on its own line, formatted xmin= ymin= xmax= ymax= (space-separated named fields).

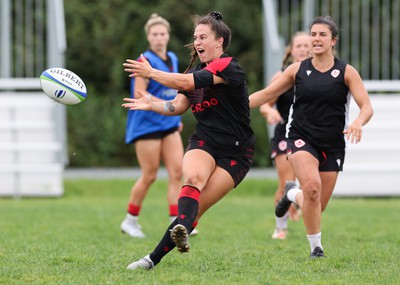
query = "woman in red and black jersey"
xmin=122 ymin=11 xmax=255 ymax=270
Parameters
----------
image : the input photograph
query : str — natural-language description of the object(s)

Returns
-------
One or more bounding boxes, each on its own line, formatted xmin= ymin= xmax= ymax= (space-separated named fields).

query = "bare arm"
xmin=133 ymin=76 xmax=148 ymax=99
xmin=259 ymin=71 xmax=282 ymax=124
xmin=134 ymin=76 xmax=176 ymax=103
xmin=249 ymin=63 xmax=298 ymax=109
xmin=260 ymin=103 xmax=282 ymax=125
xmin=124 ymin=55 xmax=227 ymax=91
xmin=122 ymin=90 xmax=190 ymax=116
xmin=343 ymin=65 xmax=374 ymax=144
xmin=124 ymin=55 xmax=196 ymax=91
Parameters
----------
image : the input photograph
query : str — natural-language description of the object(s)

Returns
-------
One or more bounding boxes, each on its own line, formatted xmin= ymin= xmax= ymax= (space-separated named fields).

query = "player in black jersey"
xmin=122 ymin=11 xmax=255 ymax=270
xmin=250 ymin=16 xmax=373 ymax=258
xmin=260 ymin=31 xmax=311 ymax=240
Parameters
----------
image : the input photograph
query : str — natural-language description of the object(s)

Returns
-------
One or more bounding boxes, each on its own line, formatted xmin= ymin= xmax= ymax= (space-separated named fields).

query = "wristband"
xmin=163 ymin=102 xmax=168 ymax=113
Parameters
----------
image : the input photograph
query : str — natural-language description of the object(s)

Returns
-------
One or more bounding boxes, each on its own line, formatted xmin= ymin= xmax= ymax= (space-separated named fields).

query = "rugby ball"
xmin=40 ymin=67 xmax=87 ymax=105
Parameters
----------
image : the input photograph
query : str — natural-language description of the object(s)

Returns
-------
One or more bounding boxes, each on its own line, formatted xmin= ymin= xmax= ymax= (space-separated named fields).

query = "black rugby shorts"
xmin=270 ymin=137 xmax=288 ymax=159
xmin=287 ymin=138 xmax=345 ymax=172
xmin=132 ymin=127 xmax=179 ymax=143
xmin=186 ymin=134 xmax=254 ymax=187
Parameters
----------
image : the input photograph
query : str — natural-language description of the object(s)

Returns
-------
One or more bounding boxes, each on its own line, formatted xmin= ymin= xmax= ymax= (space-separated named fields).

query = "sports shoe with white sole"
xmin=171 ymin=224 xmax=190 ymax=253
xmin=310 ymin=246 xmax=326 ymax=259
xmin=170 ymin=217 xmax=199 ymax=236
xmin=271 ymin=228 xmax=287 ymax=240
xmin=190 ymin=228 xmax=199 ymax=236
xmin=121 ymin=214 xmax=145 ymax=238
xmin=126 ymin=255 xmax=154 ymax=270
xmin=275 ymin=181 xmax=297 ymax=218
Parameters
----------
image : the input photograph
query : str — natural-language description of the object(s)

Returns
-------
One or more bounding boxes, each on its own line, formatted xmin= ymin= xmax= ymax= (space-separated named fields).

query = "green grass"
xmin=0 ymin=178 xmax=399 ymax=284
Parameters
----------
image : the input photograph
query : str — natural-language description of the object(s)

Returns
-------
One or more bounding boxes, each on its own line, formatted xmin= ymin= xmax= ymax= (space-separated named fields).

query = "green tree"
xmin=64 ymin=0 xmax=270 ymax=167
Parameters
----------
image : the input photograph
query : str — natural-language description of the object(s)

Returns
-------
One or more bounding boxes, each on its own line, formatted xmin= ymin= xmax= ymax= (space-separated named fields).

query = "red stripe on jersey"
xmin=204 ymin=57 xmax=232 ymax=75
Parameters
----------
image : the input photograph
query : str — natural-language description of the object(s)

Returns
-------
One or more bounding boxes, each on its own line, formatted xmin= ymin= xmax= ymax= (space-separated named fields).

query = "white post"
xmin=1 ymin=0 xmax=11 ymax=78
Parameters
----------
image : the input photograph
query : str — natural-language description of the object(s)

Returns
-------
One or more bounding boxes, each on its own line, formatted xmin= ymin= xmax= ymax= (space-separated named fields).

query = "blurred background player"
xmin=259 ymin=31 xmax=311 ymax=239
xmin=121 ymin=14 xmax=198 ymax=238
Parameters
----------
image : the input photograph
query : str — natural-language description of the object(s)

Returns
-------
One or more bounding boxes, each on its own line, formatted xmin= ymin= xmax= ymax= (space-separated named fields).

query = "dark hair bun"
xmin=210 ymin=11 xmax=223 ymax=21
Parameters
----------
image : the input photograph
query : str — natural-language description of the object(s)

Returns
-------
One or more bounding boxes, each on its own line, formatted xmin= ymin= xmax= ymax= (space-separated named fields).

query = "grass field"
xmin=0 ymin=178 xmax=399 ymax=284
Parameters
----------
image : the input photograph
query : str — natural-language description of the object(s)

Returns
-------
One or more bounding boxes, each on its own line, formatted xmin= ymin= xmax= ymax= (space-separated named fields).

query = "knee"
xmin=302 ymin=181 xmax=321 ymax=203
xmin=141 ymin=172 xmax=157 ymax=185
xmin=168 ymin=167 xmax=182 ymax=181
xmin=183 ymin=174 xmax=206 ymax=190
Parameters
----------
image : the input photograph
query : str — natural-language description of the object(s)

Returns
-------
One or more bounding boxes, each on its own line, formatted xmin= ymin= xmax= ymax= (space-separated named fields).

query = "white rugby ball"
xmin=40 ymin=67 xmax=87 ymax=105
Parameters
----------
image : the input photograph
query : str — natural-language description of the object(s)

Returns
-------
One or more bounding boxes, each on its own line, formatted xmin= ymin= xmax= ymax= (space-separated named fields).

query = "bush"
xmin=64 ymin=0 xmax=270 ymax=167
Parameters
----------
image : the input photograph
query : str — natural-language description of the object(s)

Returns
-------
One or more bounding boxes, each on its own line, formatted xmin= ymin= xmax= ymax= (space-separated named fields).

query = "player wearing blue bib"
xmin=125 ymin=49 xmax=180 ymax=143
xmin=120 ymin=14 xmax=190 ymax=239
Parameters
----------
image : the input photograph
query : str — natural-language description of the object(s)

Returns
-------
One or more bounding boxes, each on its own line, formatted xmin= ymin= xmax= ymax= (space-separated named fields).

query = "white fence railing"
xmin=0 ymin=0 xmax=66 ymax=197
xmin=263 ymin=0 xmax=400 ymax=83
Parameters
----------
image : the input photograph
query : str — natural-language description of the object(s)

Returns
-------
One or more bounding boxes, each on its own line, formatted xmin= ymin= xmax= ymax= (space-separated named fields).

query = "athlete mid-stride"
xmin=249 ymin=16 xmax=373 ymax=258
xmin=121 ymin=11 xmax=255 ymax=270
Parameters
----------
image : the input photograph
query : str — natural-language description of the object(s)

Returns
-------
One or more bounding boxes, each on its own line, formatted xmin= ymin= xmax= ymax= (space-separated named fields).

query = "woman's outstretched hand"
xmin=123 ymin=55 xmax=152 ymax=78
xmin=122 ymin=90 xmax=152 ymax=111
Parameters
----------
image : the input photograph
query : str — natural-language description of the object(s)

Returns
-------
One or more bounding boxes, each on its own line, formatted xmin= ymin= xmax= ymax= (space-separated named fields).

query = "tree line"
xmin=65 ymin=0 xmax=270 ymax=167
